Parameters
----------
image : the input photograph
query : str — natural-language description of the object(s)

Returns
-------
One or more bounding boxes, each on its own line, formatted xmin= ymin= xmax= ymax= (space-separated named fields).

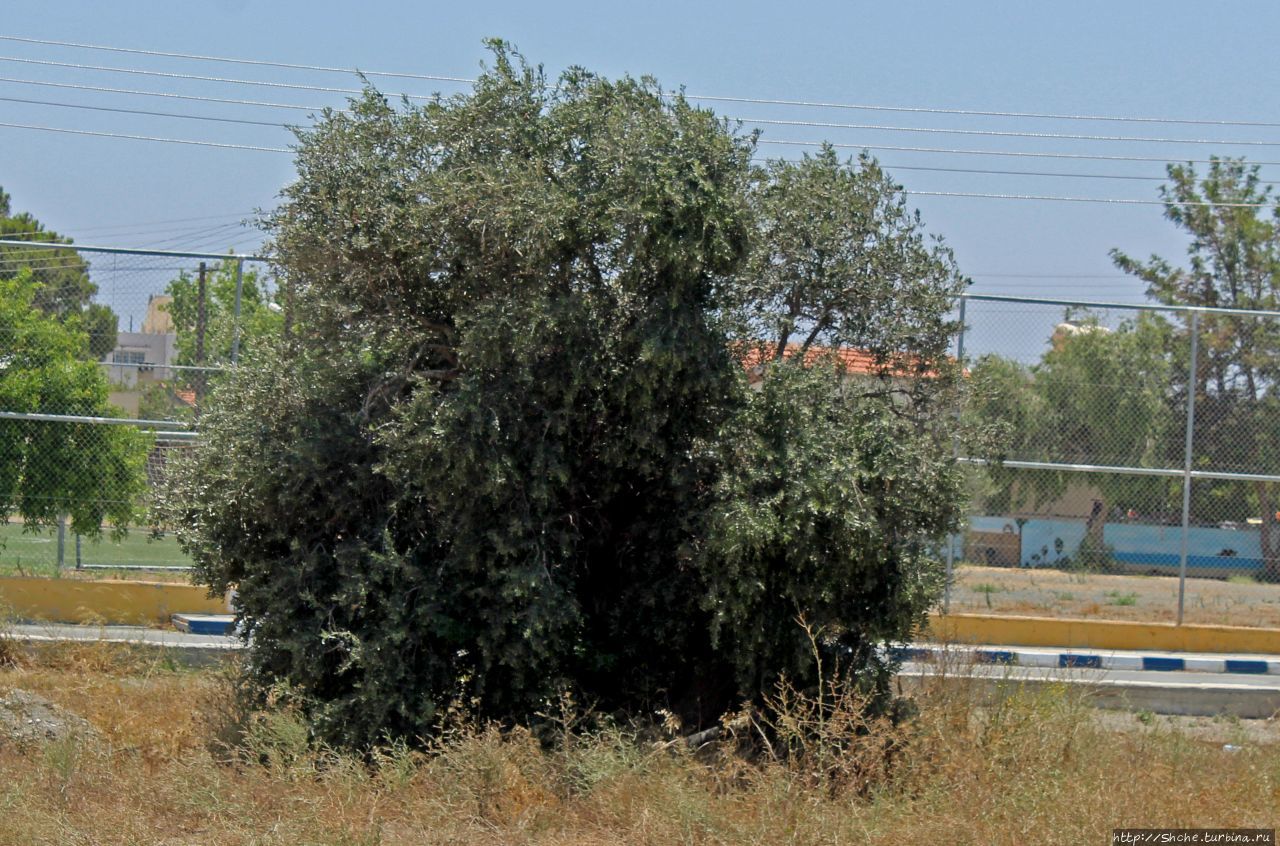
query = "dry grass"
xmin=0 ymin=644 xmax=1277 ymax=845
xmin=952 ymin=564 xmax=1280 ymax=628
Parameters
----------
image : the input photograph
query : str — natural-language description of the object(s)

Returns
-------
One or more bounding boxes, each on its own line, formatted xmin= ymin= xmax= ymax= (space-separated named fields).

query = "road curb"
xmin=896 ymin=663 xmax=1280 ymax=719
xmin=894 ymin=644 xmax=1280 ymax=675
xmin=929 ymin=612 xmax=1280 ymax=655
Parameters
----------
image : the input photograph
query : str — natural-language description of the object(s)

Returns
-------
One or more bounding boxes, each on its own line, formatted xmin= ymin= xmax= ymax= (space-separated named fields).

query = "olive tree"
xmin=169 ymin=45 xmax=968 ymax=747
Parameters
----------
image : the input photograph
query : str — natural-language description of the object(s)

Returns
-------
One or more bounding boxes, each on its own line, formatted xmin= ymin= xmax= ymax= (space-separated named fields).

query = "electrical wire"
xmin=7 ymin=53 xmax=1274 ymax=148
xmin=0 ymin=74 xmax=329 ymax=111
xmin=737 ymin=116 xmax=1280 ymax=148
xmin=2 ymin=121 xmax=1262 ymax=205
xmin=0 ymin=120 xmax=290 ymax=152
xmin=906 ymin=189 xmax=1269 ymax=207
xmin=0 ymin=214 xmax=255 ymax=241
xmin=13 ymin=95 xmax=1276 ymax=185
xmin=758 ymin=138 xmax=1280 ymax=167
xmin=0 ymin=55 xmax=438 ymax=100
xmin=5 ymin=34 xmax=1274 ymax=130
xmin=5 ymin=78 xmax=1279 ymax=169
xmin=0 ymin=94 xmax=290 ymax=127
xmin=0 ymin=34 xmax=475 ymax=84
xmin=685 ymin=92 xmax=1280 ymax=129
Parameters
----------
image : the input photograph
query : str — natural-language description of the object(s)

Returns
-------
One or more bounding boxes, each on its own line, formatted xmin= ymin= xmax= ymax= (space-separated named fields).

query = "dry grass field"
xmin=951 ymin=563 xmax=1280 ymax=628
xmin=0 ymin=641 xmax=1276 ymax=845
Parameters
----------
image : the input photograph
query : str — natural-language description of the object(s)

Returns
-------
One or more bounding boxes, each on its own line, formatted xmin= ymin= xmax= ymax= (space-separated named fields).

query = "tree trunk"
xmin=1255 ymin=482 xmax=1280 ymax=582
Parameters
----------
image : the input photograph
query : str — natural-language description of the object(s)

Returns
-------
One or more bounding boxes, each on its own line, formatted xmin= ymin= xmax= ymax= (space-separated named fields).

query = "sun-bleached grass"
xmin=0 ymin=644 xmax=1276 ymax=845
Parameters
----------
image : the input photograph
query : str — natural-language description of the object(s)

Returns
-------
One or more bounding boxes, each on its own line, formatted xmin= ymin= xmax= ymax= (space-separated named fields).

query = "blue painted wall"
xmin=962 ymin=515 xmax=1263 ymax=575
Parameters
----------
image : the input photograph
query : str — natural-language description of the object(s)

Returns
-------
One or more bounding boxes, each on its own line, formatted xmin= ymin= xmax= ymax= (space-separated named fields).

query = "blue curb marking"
xmin=893 ymin=645 xmax=1279 ymax=675
xmin=1141 ymin=656 xmax=1186 ymax=672
xmin=172 ymin=613 xmax=236 ymax=636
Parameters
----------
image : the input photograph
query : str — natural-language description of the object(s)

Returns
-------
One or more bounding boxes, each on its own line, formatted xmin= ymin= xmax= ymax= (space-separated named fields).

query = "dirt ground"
xmin=950 ymin=563 xmax=1280 ymax=628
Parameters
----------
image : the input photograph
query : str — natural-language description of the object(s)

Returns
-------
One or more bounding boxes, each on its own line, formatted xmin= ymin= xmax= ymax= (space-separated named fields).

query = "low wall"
xmin=929 ymin=612 xmax=1280 ymax=655
xmin=0 ymin=576 xmax=226 ymax=625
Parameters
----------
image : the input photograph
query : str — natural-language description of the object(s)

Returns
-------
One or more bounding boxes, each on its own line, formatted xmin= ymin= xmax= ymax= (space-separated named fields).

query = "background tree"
xmin=0 ymin=269 xmax=148 ymax=536
xmin=0 ymin=187 xmax=118 ymax=359
xmin=163 ymin=258 xmax=281 ymax=379
xmin=964 ymin=313 xmax=1175 ymax=565
xmin=168 ymin=45 xmax=967 ymax=747
xmin=1112 ymin=157 xmax=1280 ymax=580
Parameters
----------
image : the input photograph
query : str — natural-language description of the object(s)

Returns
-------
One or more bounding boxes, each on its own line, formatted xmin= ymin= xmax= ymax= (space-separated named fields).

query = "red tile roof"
xmin=741 ymin=342 xmax=949 ymax=382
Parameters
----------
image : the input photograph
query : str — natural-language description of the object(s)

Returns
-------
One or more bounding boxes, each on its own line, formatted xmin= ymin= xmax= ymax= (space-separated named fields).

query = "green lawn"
xmin=0 ymin=520 xmax=193 ymax=577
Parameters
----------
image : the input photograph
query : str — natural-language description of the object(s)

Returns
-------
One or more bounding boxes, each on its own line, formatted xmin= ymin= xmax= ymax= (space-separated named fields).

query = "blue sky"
xmin=3 ymin=1 xmax=1280 ymax=340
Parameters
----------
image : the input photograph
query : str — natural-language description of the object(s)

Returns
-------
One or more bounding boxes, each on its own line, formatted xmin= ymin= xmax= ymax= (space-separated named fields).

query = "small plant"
xmin=1227 ymin=575 xmax=1255 ymax=585
xmin=971 ymin=582 xmax=1004 ymax=609
xmin=1075 ymin=533 xmax=1118 ymax=573
xmin=0 ymin=602 xmax=22 ymax=668
xmin=1105 ymin=591 xmax=1138 ymax=607
xmin=1135 ymin=710 xmax=1156 ymax=726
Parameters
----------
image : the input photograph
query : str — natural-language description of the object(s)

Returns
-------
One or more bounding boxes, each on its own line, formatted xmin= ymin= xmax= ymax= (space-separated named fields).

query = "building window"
xmin=112 ymin=350 xmax=147 ymax=365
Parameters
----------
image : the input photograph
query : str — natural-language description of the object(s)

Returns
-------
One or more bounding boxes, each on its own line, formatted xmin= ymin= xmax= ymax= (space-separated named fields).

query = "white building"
xmin=101 ymin=295 xmax=177 ymax=414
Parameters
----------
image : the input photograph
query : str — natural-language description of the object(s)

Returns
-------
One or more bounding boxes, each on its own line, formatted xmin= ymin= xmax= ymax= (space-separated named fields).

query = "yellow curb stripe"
xmin=0 ymin=576 xmax=226 ymax=625
xmin=929 ymin=612 xmax=1280 ymax=655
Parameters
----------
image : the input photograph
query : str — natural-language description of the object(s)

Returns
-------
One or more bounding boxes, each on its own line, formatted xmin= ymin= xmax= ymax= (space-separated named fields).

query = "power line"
xmin=0 ymin=94 xmax=290 ymax=128
xmin=0 ymin=212 xmax=255 ymax=240
xmin=2 ymin=122 xmax=1266 ymax=205
xmin=739 ymin=116 xmax=1280 ymax=148
xmin=971 ymin=273 xmax=1129 ymax=279
xmin=0 ymin=34 xmax=475 ymax=84
xmin=0 ymin=55 xmax=437 ymax=101
xmin=0 ymin=120 xmax=290 ymax=152
xmin=5 ymin=33 xmax=1273 ymax=130
xmin=8 ymin=52 xmax=1274 ymax=148
xmin=686 ymin=93 xmax=1280 ymax=129
xmin=0 ymin=74 xmax=328 ymax=111
xmin=10 ymin=94 xmax=1262 ymax=185
xmin=903 ymin=189 xmax=1269 ymax=207
xmin=759 ymin=138 xmax=1280 ymax=167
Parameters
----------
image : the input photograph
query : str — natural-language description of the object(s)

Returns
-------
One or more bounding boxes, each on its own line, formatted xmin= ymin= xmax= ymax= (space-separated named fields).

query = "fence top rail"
xmin=0 ymin=410 xmax=192 ymax=429
xmin=961 ymin=292 xmax=1280 ymax=319
xmin=0 ymin=239 xmax=267 ymax=263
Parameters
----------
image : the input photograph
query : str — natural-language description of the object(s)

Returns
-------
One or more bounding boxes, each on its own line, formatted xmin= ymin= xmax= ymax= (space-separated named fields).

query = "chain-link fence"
xmin=949 ymin=293 xmax=1280 ymax=627
xmin=0 ymin=239 xmax=273 ymax=575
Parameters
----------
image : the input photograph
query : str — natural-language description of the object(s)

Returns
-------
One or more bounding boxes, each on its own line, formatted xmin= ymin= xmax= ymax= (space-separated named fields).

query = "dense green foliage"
xmin=0 ymin=270 xmax=148 ymax=535
xmin=0 ymin=187 xmax=118 ymax=359
xmin=169 ymin=45 xmax=967 ymax=747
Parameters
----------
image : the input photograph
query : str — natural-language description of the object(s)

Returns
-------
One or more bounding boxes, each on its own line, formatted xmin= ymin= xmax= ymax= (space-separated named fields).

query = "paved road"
xmin=898 ymin=660 xmax=1280 ymax=718
xmin=7 ymin=623 xmax=239 ymax=660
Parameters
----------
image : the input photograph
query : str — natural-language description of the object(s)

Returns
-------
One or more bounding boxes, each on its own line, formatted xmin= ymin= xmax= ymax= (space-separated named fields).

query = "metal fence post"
xmin=230 ymin=257 xmax=244 ymax=364
xmin=1176 ymin=310 xmax=1200 ymax=626
xmin=944 ymin=296 xmax=967 ymax=614
xmin=56 ymin=516 xmax=66 ymax=572
xmin=194 ymin=261 xmax=207 ymax=416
